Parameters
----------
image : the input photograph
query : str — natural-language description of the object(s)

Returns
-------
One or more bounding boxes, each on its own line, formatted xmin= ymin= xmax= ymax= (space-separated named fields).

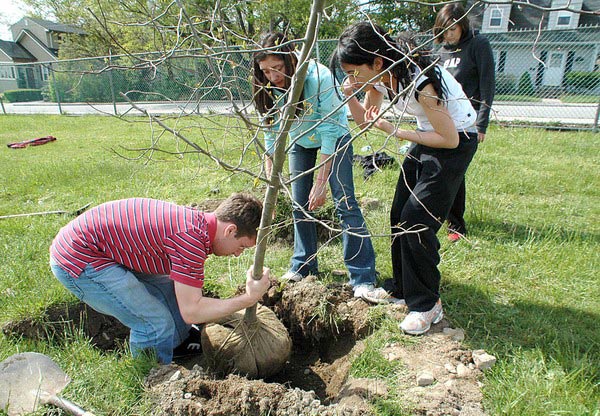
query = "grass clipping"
xmin=201 ymin=304 xmax=292 ymax=379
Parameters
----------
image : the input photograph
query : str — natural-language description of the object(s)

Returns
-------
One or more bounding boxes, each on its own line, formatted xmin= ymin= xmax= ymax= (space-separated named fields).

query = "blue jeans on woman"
xmin=50 ymin=258 xmax=190 ymax=364
xmin=288 ymin=133 xmax=376 ymax=287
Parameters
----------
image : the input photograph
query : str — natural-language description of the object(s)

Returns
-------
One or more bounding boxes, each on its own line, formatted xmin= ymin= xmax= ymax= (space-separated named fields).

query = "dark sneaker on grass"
xmin=173 ymin=324 xmax=203 ymax=358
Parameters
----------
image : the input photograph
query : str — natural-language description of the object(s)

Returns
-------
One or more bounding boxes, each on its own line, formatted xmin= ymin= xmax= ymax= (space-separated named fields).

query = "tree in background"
xmin=360 ymin=0 xmax=438 ymax=32
xmin=21 ymin=0 xmax=358 ymax=58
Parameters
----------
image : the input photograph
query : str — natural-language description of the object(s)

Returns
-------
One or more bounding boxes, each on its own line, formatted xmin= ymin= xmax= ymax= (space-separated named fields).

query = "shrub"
xmin=495 ymin=74 xmax=518 ymax=95
xmin=517 ymin=72 xmax=535 ymax=95
xmin=564 ymin=71 xmax=600 ymax=92
xmin=270 ymin=192 xmax=339 ymax=244
xmin=3 ymin=89 xmax=43 ymax=102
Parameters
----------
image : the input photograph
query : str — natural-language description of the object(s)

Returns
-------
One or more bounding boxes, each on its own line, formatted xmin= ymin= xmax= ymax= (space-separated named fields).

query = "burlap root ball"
xmin=201 ymin=304 xmax=292 ymax=379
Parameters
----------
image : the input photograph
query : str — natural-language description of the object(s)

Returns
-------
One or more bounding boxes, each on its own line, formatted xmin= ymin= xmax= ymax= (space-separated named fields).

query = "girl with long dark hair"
xmin=253 ymin=32 xmax=389 ymax=303
xmin=331 ymin=22 xmax=478 ymax=334
xmin=434 ymin=3 xmax=496 ymax=241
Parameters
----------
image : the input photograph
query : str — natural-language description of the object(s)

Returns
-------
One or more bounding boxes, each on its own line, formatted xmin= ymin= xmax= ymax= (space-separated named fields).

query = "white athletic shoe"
xmin=280 ymin=271 xmax=304 ymax=283
xmin=400 ymin=300 xmax=444 ymax=335
xmin=353 ymin=284 xmax=406 ymax=305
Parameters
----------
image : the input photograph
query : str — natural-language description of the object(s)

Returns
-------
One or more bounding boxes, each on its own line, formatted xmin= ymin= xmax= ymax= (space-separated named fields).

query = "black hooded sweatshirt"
xmin=437 ymin=30 xmax=495 ymax=134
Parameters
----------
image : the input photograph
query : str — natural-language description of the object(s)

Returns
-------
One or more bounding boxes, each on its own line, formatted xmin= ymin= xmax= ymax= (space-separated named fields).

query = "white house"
xmin=469 ymin=0 xmax=599 ymax=92
xmin=0 ymin=17 xmax=86 ymax=92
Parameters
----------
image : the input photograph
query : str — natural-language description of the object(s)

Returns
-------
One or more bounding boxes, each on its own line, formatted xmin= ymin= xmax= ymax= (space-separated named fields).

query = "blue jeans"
xmin=50 ymin=259 xmax=190 ymax=364
xmin=288 ymin=133 xmax=376 ymax=287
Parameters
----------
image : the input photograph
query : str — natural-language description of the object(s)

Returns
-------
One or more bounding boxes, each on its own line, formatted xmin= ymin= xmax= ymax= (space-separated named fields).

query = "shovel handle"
xmin=45 ymin=394 xmax=96 ymax=416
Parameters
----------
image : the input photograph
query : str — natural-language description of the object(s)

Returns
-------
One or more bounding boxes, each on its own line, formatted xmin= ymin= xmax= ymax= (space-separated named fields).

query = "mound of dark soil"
xmin=3 ymin=279 xmax=487 ymax=415
xmin=273 ymin=276 xmax=372 ymax=344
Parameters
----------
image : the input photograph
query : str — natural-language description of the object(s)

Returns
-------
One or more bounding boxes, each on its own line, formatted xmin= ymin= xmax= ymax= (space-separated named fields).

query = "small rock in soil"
xmin=472 ymin=350 xmax=497 ymax=370
xmin=417 ymin=371 xmax=435 ymax=386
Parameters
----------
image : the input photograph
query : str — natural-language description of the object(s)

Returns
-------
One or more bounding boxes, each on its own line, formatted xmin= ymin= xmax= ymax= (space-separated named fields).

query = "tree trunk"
xmin=245 ymin=0 xmax=326 ymax=322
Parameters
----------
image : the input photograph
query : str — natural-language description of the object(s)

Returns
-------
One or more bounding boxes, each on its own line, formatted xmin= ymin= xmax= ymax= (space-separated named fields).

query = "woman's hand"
xmin=342 ymin=76 xmax=358 ymax=98
xmin=308 ymin=180 xmax=328 ymax=210
xmin=365 ymin=106 xmax=395 ymax=135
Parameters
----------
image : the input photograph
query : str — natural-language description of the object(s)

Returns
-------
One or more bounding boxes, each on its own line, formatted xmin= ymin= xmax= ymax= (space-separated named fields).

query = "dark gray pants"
xmin=387 ymin=132 xmax=478 ymax=311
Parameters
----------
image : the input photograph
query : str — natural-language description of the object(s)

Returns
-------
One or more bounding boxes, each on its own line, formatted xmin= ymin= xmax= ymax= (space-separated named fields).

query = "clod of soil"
xmin=273 ymin=276 xmax=373 ymax=344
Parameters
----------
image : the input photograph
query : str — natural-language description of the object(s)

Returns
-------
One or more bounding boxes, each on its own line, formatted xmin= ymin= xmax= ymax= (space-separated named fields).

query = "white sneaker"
xmin=353 ymin=284 xmax=406 ymax=305
xmin=280 ymin=271 xmax=304 ymax=282
xmin=400 ymin=300 xmax=443 ymax=335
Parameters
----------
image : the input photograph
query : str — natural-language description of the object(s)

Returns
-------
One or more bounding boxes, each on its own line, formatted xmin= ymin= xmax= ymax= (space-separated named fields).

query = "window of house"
xmin=41 ymin=65 xmax=49 ymax=81
xmin=497 ymin=51 xmax=507 ymax=73
xmin=490 ymin=9 xmax=503 ymax=27
xmin=556 ymin=14 xmax=571 ymax=26
xmin=549 ymin=52 xmax=563 ymax=68
xmin=0 ymin=65 xmax=16 ymax=80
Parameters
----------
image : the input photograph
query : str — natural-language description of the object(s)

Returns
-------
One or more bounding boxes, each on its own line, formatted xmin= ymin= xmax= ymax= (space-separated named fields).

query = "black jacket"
xmin=437 ymin=30 xmax=495 ymax=134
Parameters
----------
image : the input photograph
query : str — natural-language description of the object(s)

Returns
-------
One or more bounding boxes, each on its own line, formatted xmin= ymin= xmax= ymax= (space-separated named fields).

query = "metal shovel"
xmin=0 ymin=352 xmax=95 ymax=416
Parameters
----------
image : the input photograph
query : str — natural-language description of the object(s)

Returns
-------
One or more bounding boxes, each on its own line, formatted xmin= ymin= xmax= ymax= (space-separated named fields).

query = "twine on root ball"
xmin=201 ymin=304 xmax=291 ymax=379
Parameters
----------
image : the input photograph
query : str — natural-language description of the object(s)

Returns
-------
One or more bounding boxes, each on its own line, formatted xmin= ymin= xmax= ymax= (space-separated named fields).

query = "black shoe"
xmin=173 ymin=324 xmax=203 ymax=358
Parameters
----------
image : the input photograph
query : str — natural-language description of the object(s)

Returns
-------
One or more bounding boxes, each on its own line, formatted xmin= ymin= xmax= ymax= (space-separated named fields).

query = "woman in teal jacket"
xmin=253 ymin=32 xmax=388 ymax=302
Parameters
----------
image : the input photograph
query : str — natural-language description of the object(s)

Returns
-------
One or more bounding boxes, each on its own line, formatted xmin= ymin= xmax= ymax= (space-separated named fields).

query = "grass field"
xmin=0 ymin=114 xmax=598 ymax=415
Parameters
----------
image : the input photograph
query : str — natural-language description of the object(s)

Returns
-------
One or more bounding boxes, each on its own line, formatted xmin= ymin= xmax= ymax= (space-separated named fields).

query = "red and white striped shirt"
xmin=50 ymin=198 xmax=217 ymax=288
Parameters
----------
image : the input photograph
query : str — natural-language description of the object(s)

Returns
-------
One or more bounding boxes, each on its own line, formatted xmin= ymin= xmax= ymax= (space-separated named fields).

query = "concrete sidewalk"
xmin=2 ymin=99 xmax=598 ymax=127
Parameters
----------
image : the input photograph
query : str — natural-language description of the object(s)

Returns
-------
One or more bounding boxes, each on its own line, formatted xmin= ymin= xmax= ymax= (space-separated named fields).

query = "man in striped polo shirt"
xmin=50 ymin=193 xmax=270 ymax=364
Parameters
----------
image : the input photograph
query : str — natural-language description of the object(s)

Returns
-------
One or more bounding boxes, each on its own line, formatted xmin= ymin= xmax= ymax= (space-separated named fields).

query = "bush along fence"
xmin=0 ymin=27 xmax=599 ymax=129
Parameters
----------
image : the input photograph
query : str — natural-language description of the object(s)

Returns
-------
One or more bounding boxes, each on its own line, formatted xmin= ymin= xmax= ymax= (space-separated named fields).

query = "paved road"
xmin=2 ymin=100 xmax=598 ymax=127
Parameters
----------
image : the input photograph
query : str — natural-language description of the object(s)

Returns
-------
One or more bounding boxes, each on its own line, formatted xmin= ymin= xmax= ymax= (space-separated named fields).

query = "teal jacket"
xmin=263 ymin=60 xmax=349 ymax=156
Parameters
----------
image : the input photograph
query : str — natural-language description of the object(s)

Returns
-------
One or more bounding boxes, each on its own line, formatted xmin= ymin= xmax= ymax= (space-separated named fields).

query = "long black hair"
xmin=252 ymin=32 xmax=304 ymax=121
xmin=331 ymin=21 xmax=446 ymax=101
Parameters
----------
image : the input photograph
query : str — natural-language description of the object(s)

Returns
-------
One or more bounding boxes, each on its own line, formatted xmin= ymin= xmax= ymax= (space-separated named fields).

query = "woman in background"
xmin=434 ymin=3 xmax=496 ymax=242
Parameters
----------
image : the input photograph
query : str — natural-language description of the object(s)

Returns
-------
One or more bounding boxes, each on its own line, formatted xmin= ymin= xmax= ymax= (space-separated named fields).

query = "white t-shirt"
xmin=375 ymin=66 xmax=476 ymax=132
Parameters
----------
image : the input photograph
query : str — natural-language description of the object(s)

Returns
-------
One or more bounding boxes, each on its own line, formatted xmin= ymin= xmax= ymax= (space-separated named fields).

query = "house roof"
xmin=467 ymin=0 xmax=600 ymax=30
xmin=508 ymin=0 xmax=551 ymax=30
xmin=0 ymin=39 xmax=36 ymax=60
xmin=580 ymin=0 xmax=600 ymax=26
xmin=25 ymin=17 xmax=87 ymax=35
xmin=16 ymin=29 xmax=59 ymax=59
xmin=486 ymin=26 xmax=600 ymax=45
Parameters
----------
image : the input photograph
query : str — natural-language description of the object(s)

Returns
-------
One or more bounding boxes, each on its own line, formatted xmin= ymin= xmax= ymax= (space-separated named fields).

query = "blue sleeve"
xmin=264 ymin=127 xmax=276 ymax=155
xmin=307 ymin=65 xmax=347 ymax=155
xmin=262 ymin=111 xmax=282 ymax=155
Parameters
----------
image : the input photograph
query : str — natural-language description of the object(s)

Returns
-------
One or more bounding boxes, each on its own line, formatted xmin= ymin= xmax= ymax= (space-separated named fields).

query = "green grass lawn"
xmin=0 ymin=114 xmax=598 ymax=415
xmin=560 ymin=94 xmax=600 ymax=104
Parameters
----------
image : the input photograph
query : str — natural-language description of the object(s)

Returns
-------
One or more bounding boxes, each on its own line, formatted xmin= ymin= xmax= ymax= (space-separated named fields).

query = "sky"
xmin=0 ymin=0 xmax=33 ymax=41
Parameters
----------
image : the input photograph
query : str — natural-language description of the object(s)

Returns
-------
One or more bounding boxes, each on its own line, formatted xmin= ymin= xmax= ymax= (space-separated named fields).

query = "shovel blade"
xmin=0 ymin=352 xmax=71 ymax=415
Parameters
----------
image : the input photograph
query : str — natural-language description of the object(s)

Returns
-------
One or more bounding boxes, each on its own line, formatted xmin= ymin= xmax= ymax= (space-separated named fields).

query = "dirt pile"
xmin=146 ymin=278 xmax=487 ymax=415
xmin=145 ymin=364 xmax=374 ymax=415
xmin=3 ymin=278 xmax=488 ymax=415
xmin=2 ymin=302 xmax=128 ymax=351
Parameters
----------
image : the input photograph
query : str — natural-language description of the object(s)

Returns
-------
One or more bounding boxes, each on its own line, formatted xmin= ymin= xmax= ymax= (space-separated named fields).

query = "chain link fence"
xmin=1 ymin=28 xmax=599 ymax=129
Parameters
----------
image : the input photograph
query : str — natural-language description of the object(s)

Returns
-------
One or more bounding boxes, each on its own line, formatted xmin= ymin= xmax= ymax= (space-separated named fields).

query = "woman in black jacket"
xmin=434 ymin=3 xmax=496 ymax=242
